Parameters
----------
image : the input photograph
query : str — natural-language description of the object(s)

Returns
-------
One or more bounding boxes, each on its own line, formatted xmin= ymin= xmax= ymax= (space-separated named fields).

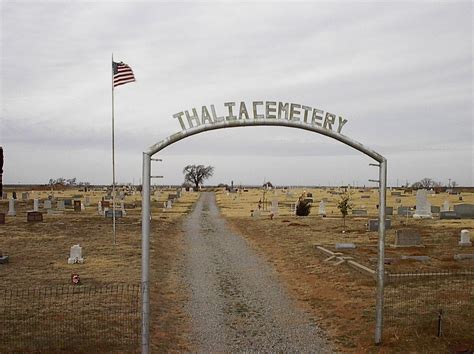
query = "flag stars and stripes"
xmin=113 ymin=61 xmax=135 ymax=87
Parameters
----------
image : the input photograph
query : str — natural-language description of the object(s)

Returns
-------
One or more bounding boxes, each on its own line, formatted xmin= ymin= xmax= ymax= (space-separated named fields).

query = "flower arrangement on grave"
xmin=71 ymin=273 xmax=80 ymax=285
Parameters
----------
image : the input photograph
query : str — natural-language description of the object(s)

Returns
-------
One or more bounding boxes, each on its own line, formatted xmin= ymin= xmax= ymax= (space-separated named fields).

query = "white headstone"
xmin=271 ymin=199 xmax=279 ymax=215
xmin=81 ymin=202 xmax=85 ymax=211
xmin=459 ymin=229 xmax=472 ymax=247
xmin=84 ymin=197 xmax=91 ymax=207
xmin=57 ymin=200 xmax=65 ymax=210
xmin=43 ymin=200 xmax=52 ymax=209
xmin=68 ymin=244 xmax=84 ymax=264
xmin=413 ymin=189 xmax=432 ymax=219
xmin=166 ymin=200 xmax=172 ymax=209
xmin=120 ymin=201 xmax=127 ymax=215
xmin=33 ymin=199 xmax=39 ymax=212
xmin=7 ymin=198 xmax=16 ymax=216
xmin=441 ymin=200 xmax=450 ymax=212
xmin=97 ymin=201 xmax=103 ymax=215
xmin=319 ymin=200 xmax=326 ymax=216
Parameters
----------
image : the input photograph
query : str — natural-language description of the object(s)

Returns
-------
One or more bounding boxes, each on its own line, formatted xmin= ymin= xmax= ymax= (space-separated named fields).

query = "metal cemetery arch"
xmin=141 ymin=119 xmax=387 ymax=354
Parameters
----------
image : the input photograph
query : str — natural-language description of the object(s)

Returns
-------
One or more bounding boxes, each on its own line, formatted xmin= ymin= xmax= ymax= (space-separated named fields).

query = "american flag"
xmin=113 ymin=61 xmax=135 ymax=87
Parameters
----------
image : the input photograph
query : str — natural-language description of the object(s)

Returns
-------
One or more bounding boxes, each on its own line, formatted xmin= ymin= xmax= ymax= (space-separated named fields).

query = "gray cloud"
xmin=1 ymin=1 xmax=472 ymax=186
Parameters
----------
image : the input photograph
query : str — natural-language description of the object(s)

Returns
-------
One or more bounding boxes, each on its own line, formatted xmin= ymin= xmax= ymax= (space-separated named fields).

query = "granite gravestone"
xmin=166 ymin=200 xmax=172 ymax=209
xmin=271 ymin=199 xmax=279 ymax=216
xmin=101 ymin=200 xmax=110 ymax=208
xmin=352 ymin=209 xmax=368 ymax=216
xmin=33 ymin=199 xmax=39 ymax=212
xmin=21 ymin=192 xmax=29 ymax=201
xmin=0 ymin=213 xmax=5 ymax=225
xmin=440 ymin=211 xmax=461 ymax=219
xmin=453 ymin=204 xmax=474 ymax=219
xmin=64 ymin=199 xmax=73 ymax=207
xmin=430 ymin=206 xmax=440 ymax=214
xmin=386 ymin=207 xmax=394 ymax=215
xmin=105 ymin=209 xmax=123 ymax=218
xmin=57 ymin=200 xmax=65 ymax=210
xmin=367 ymin=219 xmax=392 ymax=231
xmin=398 ymin=206 xmax=412 ymax=216
xmin=413 ymin=189 xmax=432 ymax=219
xmin=395 ymin=229 xmax=422 ymax=247
xmin=73 ymin=200 xmax=81 ymax=212
xmin=97 ymin=201 xmax=103 ymax=215
xmin=27 ymin=211 xmax=43 ymax=222
xmin=43 ymin=200 xmax=52 ymax=209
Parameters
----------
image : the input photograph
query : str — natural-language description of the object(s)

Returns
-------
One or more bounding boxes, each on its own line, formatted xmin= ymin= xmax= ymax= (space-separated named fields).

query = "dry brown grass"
xmin=216 ymin=188 xmax=474 ymax=353
xmin=0 ymin=188 xmax=199 ymax=352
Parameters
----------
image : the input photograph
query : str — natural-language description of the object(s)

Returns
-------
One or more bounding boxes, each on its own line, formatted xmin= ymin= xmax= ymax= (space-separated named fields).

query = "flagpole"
xmin=112 ymin=53 xmax=117 ymax=245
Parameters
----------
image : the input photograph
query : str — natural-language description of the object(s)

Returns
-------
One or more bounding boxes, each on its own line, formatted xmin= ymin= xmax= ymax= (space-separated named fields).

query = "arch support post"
xmin=141 ymin=152 xmax=151 ymax=354
xmin=375 ymin=159 xmax=387 ymax=344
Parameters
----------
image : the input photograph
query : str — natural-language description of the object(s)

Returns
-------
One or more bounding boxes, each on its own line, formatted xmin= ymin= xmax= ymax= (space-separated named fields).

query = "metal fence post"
xmin=141 ymin=152 xmax=151 ymax=354
xmin=375 ymin=159 xmax=387 ymax=344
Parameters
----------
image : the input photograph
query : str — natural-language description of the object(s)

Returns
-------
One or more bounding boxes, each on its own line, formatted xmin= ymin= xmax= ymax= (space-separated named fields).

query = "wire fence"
xmin=384 ymin=269 xmax=473 ymax=340
xmin=0 ymin=284 xmax=141 ymax=353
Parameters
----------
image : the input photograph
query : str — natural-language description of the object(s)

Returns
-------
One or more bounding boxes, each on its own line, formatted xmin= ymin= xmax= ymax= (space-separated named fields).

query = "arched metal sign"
xmin=141 ymin=117 xmax=387 ymax=354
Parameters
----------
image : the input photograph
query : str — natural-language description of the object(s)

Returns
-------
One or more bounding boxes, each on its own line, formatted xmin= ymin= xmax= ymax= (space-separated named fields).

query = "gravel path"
xmin=183 ymin=192 xmax=331 ymax=352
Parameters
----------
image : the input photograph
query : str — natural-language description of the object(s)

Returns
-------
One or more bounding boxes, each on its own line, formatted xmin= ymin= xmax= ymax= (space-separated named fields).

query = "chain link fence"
xmin=0 ymin=284 xmax=141 ymax=352
xmin=384 ymin=269 xmax=473 ymax=340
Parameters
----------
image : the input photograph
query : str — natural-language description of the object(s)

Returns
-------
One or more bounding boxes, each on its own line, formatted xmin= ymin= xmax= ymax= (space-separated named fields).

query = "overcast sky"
xmin=1 ymin=0 xmax=472 ymax=187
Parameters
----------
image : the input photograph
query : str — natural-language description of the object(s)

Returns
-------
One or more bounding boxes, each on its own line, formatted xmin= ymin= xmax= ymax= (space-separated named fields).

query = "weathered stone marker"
xmin=439 ymin=211 xmax=460 ymax=220
xmin=367 ymin=219 xmax=392 ymax=231
xmin=459 ymin=229 xmax=471 ymax=247
xmin=27 ymin=211 xmax=43 ymax=222
xmin=7 ymin=199 xmax=16 ymax=216
xmin=318 ymin=200 xmax=326 ymax=216
xmin=453 ymin=204 xmax=474 ymax=219
xmin=68 ymin=244 xmax=84 ymax=264
xmin=73 ymin=200 xmax=81 ymax=212
xmin=413 ymin=189 xmax=432 ymax=219
xmin=394 ymin=228 xmax=422 ymax=247
xmin=352 ymin=209 xmax=368 ymax=216
xmin=0 ymin=213 xmax=5 ymax=225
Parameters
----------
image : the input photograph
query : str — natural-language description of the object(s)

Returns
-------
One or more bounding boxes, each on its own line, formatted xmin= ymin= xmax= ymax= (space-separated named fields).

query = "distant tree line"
xmin=48 ymin=177 xmax=90 ymax=187
xmin=410 ymin=177 xmax=457 ymax=190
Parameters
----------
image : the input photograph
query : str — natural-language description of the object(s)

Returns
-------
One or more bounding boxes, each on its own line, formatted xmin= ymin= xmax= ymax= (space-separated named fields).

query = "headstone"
xmin=43 ymin=200 xmax=52 ymax=209
xmin=318 ymin=200 xmax=326 ymax=216
xmin=120 ymin=201 xmax=127 ymax=216
xmin=67 ymin=244 xmax=84 ymax=264
xmin=97 ymin=201 xmax=103 ymax=215
xmin=101 ymin=200 xmax=110 ymax=208
xmin=335 ymin=243 xmax=356 ymax=249
xmin=166 ymin=200 xmax=172 ymax=209
xmin=430 ymin=206 xmax=440 ymax=214
xmin=119 ymin=191 xmax=125 ymax=200
xmin=391 ymin=191 xmax=402 ymax=196
xmin=57 ymin=200 xmax=65 ymax=210
xmin=453 ymin=204 xmax=474 ymax=219
xmin=7 ymin=199 xmax=16 ymax=216
xmin=105 ymin=209 xmax=123 ymax=218
xmin=271 ymin=199 xmax=278 ymax=216
xmin=398 ymin=206 xmax=412 ymax=216
xmin=84 ymin=197 xmax=91 ymax=207
xmin=439 ymin=211 xmax=461 ymax=220
xmin=0 ymin=213 xmax=5 ymax=224
xmin=441 ymin=200 xmax=450 ymax=212
xmin=352 ymin=209 xmax=367 ymax=216
xmin=413 ymin=189 xmax=432 ymax=219
xmin=367 ymin=219 xmax=392 ymax=231
xmin=33 ymin=199 xmax=39 ymax=212
xmin=21 ymin=192 xmax=29 ymax=201
xmin=454 ymin=254 xmax=474 ymax=260
xmin=361 ymin=195 xmax=370 ymax=199
xmin=385 ymin=206 xmax=393 ymax=215
xmin=1 ymin=192 xmax=7 ymax=199
xmin=401 ymin=255 xmax=430 ymax=262
xmin=459 ymin=229 xmax=471 ymax=247
xmin=394 ymin=229 xmax=422 ymax=247
xmin=73 ymin=200 xmax=82 ymax=212
xmin=27 ymin=211 xmax=43 ymax=222
xmin=64 ymin=199 xmax=73 ymax=207
xmin=12 ymin=191 xmax=17 ymax=199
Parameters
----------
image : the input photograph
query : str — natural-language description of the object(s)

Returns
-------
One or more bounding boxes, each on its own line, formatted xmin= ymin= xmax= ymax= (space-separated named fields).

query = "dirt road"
xmin=183 ymin=192 xmax=331 ymax=352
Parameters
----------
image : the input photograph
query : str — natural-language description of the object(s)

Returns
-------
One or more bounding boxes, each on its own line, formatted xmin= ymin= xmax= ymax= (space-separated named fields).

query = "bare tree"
xmin=412 ymin=178 xmax=440 ymax=190
xmin=183 ymin=164 xmax=214 ymax=191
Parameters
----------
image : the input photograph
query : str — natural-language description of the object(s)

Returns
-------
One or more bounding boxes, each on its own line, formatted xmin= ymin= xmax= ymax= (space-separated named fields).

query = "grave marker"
xmin=43 ymin=200 xmax=52 ymax=209
xmin=453 ymin=204 xmax=474 ymax=219
xmin=64 ymin=199 xmax=73 ymax=207
xmin=394 ymin=229 xmax=422 ymax=247
xmin=413 ymin=189 xmax=432 ymax=219
xmin=430 ymin=206 xmax=440 ymax=214
xmin=21 ymin=192 xmax=29 ymax=201
xmin=352 ymin=209 xmax=368 ymax=216
xmin=166 ymin=200 xmax=172 ymax=209
xmin=397 ymin=206 xmax=412 ymax=216
xmin=68 ymin=244 xmax=84 ymax=264
xmin=385 ymin=207 xmax=393 ymax=215
xmin=7 ymin=199 xmax=16 ymax=216
xmin=33 ymin=199 xmax=39 ymax=212
xmin=439 ymin=211 xmax=461 ymax=219
xmin=441 ymin=200 xmax=450 ymax=212
xmin=105 ymin=209 xmax=123 ymax=218
xmin=318 ymin=200 xmax=326 ymax=216
xmin=271 ymin=199 xmax=279 ymax=216
xmin=27 ymin=211 xmax=43 ymax=222
xmin=367 ymin=219 xmax=391 ymax=231
xmin=0 ymin=213 xmax=5 ymax=224
xmin=101 ymin=200 xmax=110 ymax=208
xmin=459 ymin=230 xmax=471 ymax=247
xmin=335 ymin=243 xmax=356 ymax=249
xmin=73 ymin=200 xmax=82 ymax=212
